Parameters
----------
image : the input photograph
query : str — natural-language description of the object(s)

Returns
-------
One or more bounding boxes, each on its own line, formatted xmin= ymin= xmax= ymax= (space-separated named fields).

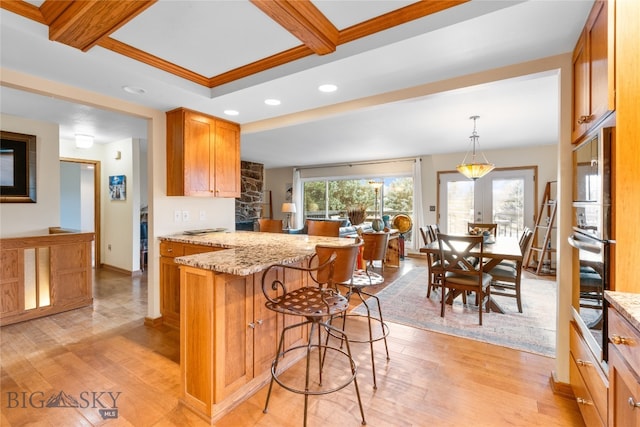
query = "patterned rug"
xmin=352 ymin=267 xmax=557 ymax=357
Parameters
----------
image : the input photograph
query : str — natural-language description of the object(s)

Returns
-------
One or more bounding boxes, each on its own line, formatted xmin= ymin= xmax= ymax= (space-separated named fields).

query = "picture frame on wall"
xmin=0 ymin=130 xmax=37 ymax=203
xmin=109 ymin=175 xmax=126 ymax=201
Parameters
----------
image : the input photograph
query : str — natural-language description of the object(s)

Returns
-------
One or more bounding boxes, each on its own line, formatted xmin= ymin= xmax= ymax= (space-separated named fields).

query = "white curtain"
xmin=292 ymin=168 xmax=302 ymax=229
xmin=411 ymin=157 xmax=425 ymax=251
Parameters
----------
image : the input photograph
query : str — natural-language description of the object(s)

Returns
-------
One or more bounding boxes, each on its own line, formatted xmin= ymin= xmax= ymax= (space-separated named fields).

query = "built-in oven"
xmin=570 ymin=124 xmax=614 ymax=363
xmin=568 ymin=232 xmax=611 ymax=361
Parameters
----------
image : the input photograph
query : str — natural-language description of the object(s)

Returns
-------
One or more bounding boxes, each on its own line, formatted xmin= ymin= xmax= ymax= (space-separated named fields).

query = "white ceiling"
xmin=0 ymin=1 xmax=594 ymax=169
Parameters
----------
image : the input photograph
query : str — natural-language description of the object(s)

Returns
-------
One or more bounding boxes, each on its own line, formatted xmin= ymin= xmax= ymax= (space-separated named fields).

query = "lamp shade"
xmin=456 ymin=162 xmax=495 ymax=180
xmin=281 ymin=202 xmax=296 ymax=213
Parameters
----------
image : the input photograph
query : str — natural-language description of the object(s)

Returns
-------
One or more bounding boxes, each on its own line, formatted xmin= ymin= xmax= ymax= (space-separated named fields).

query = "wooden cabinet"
xmin=570 ymin=320 xmax=608 ymax=426
xmin=159 ymin=241 xmax=219 ymax=328
xmin=608 ymin=306 xmax=640 ymax=426
xmin=166 ymin=107 xmax=240 ymax=197
xmin=572 ymin=0 xmax=615 ymax=143
xmin=179 ymin=262 xmax=308 ymax=422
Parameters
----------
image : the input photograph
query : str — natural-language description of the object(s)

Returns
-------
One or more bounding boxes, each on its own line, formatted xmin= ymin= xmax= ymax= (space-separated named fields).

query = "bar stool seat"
xmin=261 ymin=242 xmax=366 ymax=427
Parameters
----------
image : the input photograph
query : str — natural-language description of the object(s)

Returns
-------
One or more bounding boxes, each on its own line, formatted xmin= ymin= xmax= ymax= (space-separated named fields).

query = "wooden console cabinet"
xmin=572 ymin=0 xmax=615 ymax=143
xmin=608 ymin=306 xmax=640 ymax=427
xmin=166 ymin=107 xmax=240 ymax=197
xmin=179 ymin=262 xmax=308 ymax=422
xmin=159 ymin=241 xmax=221 ymax=328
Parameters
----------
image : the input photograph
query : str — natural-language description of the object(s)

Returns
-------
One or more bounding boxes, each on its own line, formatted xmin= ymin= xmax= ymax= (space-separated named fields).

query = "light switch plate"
xmin=182 ymin=210 xmax=190 ymax=221
xmin=174 ymin=210 xmax=181 ymax=222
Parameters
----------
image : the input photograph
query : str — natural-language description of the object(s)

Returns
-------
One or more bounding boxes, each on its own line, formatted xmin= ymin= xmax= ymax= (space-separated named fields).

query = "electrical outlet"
xmin=174 ymin=210 xmax=181 ymax=222
xmin=182 ymin=210 xmax=190 ymax=221
xmin=199 ymin=210 xmax=206 ymax=221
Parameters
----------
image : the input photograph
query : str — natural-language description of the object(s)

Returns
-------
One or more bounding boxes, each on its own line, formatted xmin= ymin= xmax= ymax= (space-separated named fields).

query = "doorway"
xmin=60 ymin=158 xmax=101 ymax=267
xmin=437 ymin=167 xmax=536 ymax=236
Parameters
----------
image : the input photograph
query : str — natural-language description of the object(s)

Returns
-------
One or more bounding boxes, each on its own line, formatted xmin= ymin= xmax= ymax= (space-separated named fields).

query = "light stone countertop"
xmin=159 ymin=231 xmax=356 ymax=276
xmin=605 ymin=291 xmax=640 ymax=331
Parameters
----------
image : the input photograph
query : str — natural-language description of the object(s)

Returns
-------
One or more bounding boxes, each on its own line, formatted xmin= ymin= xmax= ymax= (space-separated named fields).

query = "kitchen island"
xmin=158 ymin=231 xmax=355 ymax=422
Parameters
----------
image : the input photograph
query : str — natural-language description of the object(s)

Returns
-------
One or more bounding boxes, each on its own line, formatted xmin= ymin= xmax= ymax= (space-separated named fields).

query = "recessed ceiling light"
xmin=224 ymin=110 xmax=239 ymax=116
xmin=318 ymin=84 xmax=337 ymax=93
xmin=122 ymin=86 xmax=146 ymax=95
xmin=264 ymin=99 xmax=281 ymax=106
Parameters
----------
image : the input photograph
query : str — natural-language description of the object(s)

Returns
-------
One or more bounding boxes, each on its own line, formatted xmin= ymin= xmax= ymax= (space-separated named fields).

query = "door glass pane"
xmin=304 ymin=181 xmax=326 ymax=219
xmin=492 ymin=178 xmax=525 ymax=237
xmin=446 ymin=180 xmax=474 ymax=235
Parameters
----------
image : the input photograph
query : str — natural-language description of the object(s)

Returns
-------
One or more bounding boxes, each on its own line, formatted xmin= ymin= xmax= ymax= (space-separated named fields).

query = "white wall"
xmin=0 ymin=114 xmax=60 ymax=237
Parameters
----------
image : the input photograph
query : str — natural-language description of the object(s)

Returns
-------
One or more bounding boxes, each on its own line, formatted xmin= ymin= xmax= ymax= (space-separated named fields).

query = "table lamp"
xmin=282 ymin=203 xmax=296 ymax=229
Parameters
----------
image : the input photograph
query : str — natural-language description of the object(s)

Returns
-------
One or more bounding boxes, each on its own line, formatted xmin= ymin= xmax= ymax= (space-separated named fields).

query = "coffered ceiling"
xmin=0 ymin=0 xmax=594 ymax=168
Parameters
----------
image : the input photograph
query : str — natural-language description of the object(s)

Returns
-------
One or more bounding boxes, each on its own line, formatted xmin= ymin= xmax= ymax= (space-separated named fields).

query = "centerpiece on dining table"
xmin=468 ymin=227 xmax=493 ymax=243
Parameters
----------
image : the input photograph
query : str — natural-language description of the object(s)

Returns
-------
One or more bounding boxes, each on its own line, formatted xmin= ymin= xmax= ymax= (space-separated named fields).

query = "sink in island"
xmin=158 ymin=231 xmax=356 ymax=422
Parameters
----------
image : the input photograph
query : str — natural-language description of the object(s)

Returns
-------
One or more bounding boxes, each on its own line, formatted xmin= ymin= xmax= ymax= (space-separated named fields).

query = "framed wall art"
xmin=1 ymin=130 xmax=37 ymax=203
xmin=109 ymin=175 xmax=126 ymax=201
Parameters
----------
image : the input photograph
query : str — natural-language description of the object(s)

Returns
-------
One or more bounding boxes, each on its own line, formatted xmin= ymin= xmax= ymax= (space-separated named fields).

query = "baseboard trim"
xmin=100 ymin=263 xmax=136 ymax=276
xmin=549 ymin=371 xmax=575 ymax=400
xmin=144 ymin=316 xmax=164 ymax=328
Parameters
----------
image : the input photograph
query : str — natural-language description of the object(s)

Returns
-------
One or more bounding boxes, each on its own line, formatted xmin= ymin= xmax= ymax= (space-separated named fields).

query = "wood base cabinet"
xmin=159 ymin=241 xmax=220 ymax=328
xmin=179 ymin=263 xmax=308 ymax=422
xmin=608 ymin=307 xmax=640 ymax=427
xmin=570 ymin=321 xmax=608 ymax=426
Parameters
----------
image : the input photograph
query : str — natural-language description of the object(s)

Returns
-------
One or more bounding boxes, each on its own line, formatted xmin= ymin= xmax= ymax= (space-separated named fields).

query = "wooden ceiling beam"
xmin=250 ymin=0 xmax=338 ymax=55
xmin=339 ymin=0 xmax=471 ymax=45
xmin=46 ymin=0 xmax=156 ymax=52
xmin=0 ymin=0 xmax=46 ymax=24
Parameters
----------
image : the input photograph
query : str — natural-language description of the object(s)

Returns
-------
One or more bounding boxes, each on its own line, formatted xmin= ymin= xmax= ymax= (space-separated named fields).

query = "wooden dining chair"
xmin=437 ymin=233 xmax=493 ymax=325
xmin=306 ymin=219 xmax=341 ymax=237
xmin=488 ymin=228 xmax=534 ymax=313
xmin=362 ymin=232 xmax=389 ymax=272
xmin=419 ymin=226 xmax=430 ymax=246
xmin=258 ymin=218 xmax=283 ymax=233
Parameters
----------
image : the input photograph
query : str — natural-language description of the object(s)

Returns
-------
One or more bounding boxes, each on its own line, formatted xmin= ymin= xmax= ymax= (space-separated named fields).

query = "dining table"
xmin=420 ymin=235 xmax=523 ymax=314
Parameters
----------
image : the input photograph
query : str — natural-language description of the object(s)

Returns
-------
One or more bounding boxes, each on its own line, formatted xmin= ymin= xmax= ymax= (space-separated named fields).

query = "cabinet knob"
xmin=248 ymin=319 xmax=264 ymax=329
xmin=576 ymin=359 xmax=592 ymax=367
xmin=612 ymin=334 xmax=630 ymax=345
xmin=167 ymin=248 xmax=173 ymax=252
xmin=256 ymin=319 xmax=263 ymax=325
xmin=248 ymin=322 xmax=255 ymax=329
xmin=628 ymin=397 xmax=640 ymax=409
xmin=576 ymin=397 xmax=593 ymax=406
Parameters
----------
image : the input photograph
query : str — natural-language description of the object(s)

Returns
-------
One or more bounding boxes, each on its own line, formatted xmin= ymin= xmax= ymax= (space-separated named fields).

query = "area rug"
xmin=352 ymin=267 xmax=557 ymax=357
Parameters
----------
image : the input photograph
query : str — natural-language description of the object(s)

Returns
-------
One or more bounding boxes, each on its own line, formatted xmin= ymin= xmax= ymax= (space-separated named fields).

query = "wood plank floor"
xmin=0 ymin=257 xmax=585 ymax=426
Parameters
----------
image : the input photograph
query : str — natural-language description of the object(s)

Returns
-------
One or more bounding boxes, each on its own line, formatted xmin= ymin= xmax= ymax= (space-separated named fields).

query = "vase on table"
xmin=372 ymin=218 xmax=384 ymax=232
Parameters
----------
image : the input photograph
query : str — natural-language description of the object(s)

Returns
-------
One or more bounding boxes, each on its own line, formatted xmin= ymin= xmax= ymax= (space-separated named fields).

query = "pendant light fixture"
xmin=456 ymin=115 xmax=495 ymax=180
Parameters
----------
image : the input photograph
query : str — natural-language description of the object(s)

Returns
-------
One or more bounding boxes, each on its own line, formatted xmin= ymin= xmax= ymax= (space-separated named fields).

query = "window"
xmin=302 ymin=176 xmax=414 ymax=238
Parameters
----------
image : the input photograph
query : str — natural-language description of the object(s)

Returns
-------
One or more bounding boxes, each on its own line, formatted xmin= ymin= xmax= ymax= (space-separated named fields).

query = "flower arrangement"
xmin=347 ymin=206 xmax=366 ymax=225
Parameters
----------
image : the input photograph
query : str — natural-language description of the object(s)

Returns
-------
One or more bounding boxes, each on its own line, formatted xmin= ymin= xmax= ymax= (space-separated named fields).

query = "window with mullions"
xmin=302 ymin=176 xmax=414 ymax=232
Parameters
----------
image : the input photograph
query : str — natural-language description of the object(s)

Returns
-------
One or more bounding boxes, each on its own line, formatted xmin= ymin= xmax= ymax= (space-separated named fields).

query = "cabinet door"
xmin=213 ymin=273 xmax=253 ymax=402
xmin=253 ymin=266 xmax=280 ymax=375
xmin=184 ymin=112 xmax=214 ymax=196
xmin=572 ymin=30 xmax=590 ymax=142
xmin=609 ymin=347 xmax=640 ymax=427
xmin=213 ymin=120 xmax=240 ymax=198
xmin=588 ymin=0 xmax=613 ymax=127
xmin=160 ymin=256 xmax=181 ymax=328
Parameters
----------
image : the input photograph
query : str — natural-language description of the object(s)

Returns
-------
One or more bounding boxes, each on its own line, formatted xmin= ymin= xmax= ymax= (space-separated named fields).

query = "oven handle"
xmin=568 ymin=234 xmax=604 ymax=254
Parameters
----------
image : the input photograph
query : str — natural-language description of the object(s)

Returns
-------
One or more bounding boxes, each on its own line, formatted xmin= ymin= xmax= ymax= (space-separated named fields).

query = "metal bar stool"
xmin=261 ymin=241 xmax=366 ymax=426
xmin=334 ymin=232 xmax=390 ymax=389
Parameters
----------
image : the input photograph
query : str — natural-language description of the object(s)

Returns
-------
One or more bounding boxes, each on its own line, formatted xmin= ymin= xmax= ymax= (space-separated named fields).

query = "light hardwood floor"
xmin=0 ymin=257 xmax=584 ymax=426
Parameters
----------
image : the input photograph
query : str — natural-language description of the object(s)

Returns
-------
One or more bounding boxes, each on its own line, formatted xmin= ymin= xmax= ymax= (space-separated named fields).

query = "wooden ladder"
xmin=525 ymin=181 xmax=557 ymax=275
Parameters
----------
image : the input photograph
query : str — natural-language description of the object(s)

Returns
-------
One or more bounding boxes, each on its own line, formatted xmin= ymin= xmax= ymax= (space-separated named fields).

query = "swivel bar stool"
xmin=261 ymin=241 xmax=366 ymax=426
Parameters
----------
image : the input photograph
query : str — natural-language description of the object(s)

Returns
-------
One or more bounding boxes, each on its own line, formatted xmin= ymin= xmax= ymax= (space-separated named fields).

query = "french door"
xmin=438 ymin=168 xmax=536 ymax=237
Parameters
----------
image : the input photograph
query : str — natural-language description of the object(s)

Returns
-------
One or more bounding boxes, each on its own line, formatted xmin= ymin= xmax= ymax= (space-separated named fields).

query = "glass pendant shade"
xmin=457 ymin=115 xmax=494 ymax=180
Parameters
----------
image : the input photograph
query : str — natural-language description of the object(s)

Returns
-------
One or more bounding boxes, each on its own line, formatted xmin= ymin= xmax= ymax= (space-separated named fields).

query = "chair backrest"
xmin=428 ymin=224 xmax=439 ymax=242
xmin=519 ymin=228 xmax=534 ymax=260
xmin=468 ymin=222 xmax=498 ymax=237
xmin=419 ymin=226 xmax=430 ymax=245
xmin=437 ymin=233 xmax=485 ymax=280
xmin=313 ymin=242 xmax=361 ymax=286
xmin=306 ymin=219 xmax=341 ymax=237
xmin=362 ymin=232 xmax=389 ymax=263
xmin=258 ymin=218 xmax=283 ymax=233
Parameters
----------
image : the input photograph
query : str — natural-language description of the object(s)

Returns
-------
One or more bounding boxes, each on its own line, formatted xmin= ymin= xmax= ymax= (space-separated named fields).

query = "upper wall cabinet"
xmin=166 ymin=108 xmax=240 ymax=197
xmin=572 ymin=0 xmax=615 ymax=143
